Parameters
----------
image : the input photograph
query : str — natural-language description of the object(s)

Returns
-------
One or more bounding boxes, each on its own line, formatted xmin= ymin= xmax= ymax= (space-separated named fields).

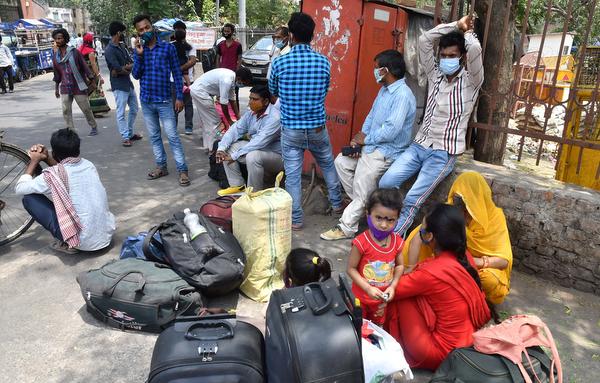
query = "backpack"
xmin=208 ymin=140 xmax=230 ymax=189
xmin=119 ymin=231 xmax=166 ymax=262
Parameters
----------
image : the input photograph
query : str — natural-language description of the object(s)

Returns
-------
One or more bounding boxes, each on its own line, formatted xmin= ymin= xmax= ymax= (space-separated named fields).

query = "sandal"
xmin=179 ymin=171 xmax=191 ymax=187
xmin=147 ymin=167 xmax=168 ymax=180
xmin=130 ymin=133 xmax=143 ymax=141
xmin=50 ymin=240 xmax=79 ymax=255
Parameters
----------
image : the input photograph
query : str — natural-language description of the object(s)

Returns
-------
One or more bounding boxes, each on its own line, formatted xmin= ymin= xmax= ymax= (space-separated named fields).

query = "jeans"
xmin=113 ymin=88 xmax=139 ymax=140
xmin=171 ymin=83 xmax=193 ymax=131
xmin=22 ymin=194 xmax=63 ymax=241
xmin=281 ymin=127 xmax=342 ymax=224
xmin=0 ymin=65 xmax=14 ymax=91
xmin=379 ymin=143 xmax=456 ymax=235
xmin=141 ymin=100 xmax=188 ymax=172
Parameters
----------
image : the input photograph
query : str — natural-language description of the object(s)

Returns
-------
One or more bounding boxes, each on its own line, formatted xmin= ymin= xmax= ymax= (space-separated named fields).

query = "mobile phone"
xmin=342 ymin=145 xmax=361 ymax=156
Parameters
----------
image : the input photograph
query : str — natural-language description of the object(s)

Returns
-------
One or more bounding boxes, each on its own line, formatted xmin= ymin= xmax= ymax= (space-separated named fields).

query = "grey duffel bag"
xmin=76 ymin=258 xmax=204 ymax=332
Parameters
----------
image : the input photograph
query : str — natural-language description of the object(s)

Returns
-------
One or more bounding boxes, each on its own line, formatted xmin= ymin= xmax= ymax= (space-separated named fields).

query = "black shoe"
xmin=0 ymin=90 xmax=6 ymax=94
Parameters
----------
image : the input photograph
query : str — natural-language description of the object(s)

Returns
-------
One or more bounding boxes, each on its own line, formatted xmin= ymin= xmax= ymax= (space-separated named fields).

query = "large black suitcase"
xmin=148 ymin=315 xmax=265 ymax=383
xmin=265 ymin=274 xmax=364 ymax=383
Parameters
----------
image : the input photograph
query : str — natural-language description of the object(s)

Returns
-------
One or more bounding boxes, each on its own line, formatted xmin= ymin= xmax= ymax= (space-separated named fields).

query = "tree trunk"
xmin=473 ymin=0 xmax=518 ymax=164
xmin=192 ymin=0 xmax=204 ymax=18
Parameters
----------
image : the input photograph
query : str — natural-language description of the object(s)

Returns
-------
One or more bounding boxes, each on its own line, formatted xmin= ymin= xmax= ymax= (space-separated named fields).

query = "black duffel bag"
xmin=430 ymin=346 xmax=557 ymax=383
xmin=145 ymin=211 xmax=246 ymax=297
xmin=76 ymin=258 xmax=204 ymax=333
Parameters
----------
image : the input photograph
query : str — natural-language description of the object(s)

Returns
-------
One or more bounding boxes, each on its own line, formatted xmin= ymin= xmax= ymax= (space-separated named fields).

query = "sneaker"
xmin=320 ymin=226 xmax=352 ymax=241
xmin=122 ymin=139 xmax=132 ymax=147
xmin=184 ymin=128 xmax=193 ymax=135
xmin=179 ymin=171 xmax=191 ymax=187
xmin=88 ymin=128 xmax=98 ymax=136
xmin=50 ymin=239 xmax=79 ymax=255
xmin=217 ymin=185 xmax=245 ymax=196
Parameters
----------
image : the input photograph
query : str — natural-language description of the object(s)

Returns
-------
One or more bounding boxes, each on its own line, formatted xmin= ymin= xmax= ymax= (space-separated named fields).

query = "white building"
xmin=527 ymin=32 xmax=575 ymax=57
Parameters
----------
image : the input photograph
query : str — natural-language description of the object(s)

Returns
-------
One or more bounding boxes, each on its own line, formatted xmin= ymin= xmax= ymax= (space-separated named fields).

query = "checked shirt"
xmin=268 ymin=44 xmax=330 ymax=130
xmin=132 ymin=40 xmax=183 ymax=103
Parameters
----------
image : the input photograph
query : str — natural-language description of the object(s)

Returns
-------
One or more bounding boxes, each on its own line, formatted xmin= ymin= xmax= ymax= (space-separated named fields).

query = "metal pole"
xmin=239 ymin=0 xmax=247 ymax=50
xmin=216 ymin=0 xmax=220 ymax=26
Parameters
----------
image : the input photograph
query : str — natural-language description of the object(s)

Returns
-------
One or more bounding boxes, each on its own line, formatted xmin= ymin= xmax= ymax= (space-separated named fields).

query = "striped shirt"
xmin=132 ymin=40 xmax=183 ymax=103
xmin=268 ymin=44 xmax=330 ymax=129
xmin=415 ymin=22 xmax=484 ymax=155
xmin=362 ymin=78 xmax=416 ymax=160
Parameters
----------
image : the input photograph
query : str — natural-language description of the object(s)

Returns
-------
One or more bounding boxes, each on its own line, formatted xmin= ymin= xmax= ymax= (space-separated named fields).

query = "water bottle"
xmin=183 ymin=208 xmax=206 ymax=240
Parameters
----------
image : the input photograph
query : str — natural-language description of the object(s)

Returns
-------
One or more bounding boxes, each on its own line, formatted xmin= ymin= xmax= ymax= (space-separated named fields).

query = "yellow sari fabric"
xmin=401 ymin=171 xmax=513 ymax=304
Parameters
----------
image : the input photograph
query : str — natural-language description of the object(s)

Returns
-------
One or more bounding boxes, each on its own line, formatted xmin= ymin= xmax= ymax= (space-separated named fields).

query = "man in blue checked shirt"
xmin=321 ymin=50 xmax=416 ymax=241
xmin=132 ymin=14 xmax=190 ymax=187
xmin=269 ymin=12 xmax=343 ymax=230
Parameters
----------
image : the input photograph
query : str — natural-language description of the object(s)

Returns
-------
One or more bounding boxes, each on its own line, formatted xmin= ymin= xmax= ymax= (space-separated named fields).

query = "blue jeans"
xmin=22 ymin=194 xmax=63 ymax=241
xmin=379 ymin=143 xmax=456 ymax=235
xmin=114 ymin=88 xmax=139 ymax=140
xmin=281 ymin=127 xmax=342 ymax=225
xmin=141 ymin=100 xmax=188 ymax=172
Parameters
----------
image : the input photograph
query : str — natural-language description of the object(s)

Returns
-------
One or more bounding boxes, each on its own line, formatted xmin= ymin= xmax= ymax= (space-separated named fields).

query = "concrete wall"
xmin=399 ymin=156 xmax=600 ymax=295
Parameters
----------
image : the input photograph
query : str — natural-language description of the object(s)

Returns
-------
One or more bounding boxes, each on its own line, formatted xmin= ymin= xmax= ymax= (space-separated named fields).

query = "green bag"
xmin=76 ymin=258 xmax=204 ymax=332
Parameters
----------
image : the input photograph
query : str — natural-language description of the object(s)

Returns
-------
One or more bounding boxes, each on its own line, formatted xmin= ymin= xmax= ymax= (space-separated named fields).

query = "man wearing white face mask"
xmin=321 ymin=50 xmax=416 ymax=241
xmin=379 ymin=15 xmax=483 ymax=237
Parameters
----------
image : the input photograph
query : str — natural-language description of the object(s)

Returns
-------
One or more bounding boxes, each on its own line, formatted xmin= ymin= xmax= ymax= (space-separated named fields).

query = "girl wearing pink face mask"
xmin=347 ymin=188 xmax=405 ymax=326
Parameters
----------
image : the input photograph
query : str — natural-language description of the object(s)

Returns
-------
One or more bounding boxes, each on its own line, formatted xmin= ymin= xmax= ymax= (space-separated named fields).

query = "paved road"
xmin=0 ymin=65 xmax=599 ymax=383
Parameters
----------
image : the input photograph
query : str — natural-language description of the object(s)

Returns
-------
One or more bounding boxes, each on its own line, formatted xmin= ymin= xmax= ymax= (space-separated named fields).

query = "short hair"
xmin=50 ymin=129 xmax=80 ymax=162
xmin=250 ymin=85 xmax=271 ymax=100
xmin=366 ymin=188 xmax=403 ymax=215
xmin=222 ymin=23 xmax=235 ymax=34
xmin=108 ymin=21 xmax=126 ymax=37
xmin=235 ymin=67 xmax=253 ymax=83
xmin=173 ymin=20 xmax=186 ymax=30
xmin=288 ymin=12 xmax=315 ymax=43
xmin=374 ymin=49 xmax=406 ymax=79
xmin=439 ymin=31 xmax=467 ymax=55
xmin=275 ymin=26 xmax=289 ymax=36
xmin=52 ymin=28 xmax=70 ymax=42
xmin=132 ymin=14 xmax=152 ymax=27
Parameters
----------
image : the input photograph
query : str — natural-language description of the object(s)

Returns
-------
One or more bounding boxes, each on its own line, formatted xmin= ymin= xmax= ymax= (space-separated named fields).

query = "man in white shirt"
xmin=189 ymin=67 xmax=252 ymax=151
xmin=267 ymin=26 xmax=290 ymax=80
xmin=15 ymin=129 xmax=115 ymax=254
xmin=0 ymin=34 xmax=15 ymax=94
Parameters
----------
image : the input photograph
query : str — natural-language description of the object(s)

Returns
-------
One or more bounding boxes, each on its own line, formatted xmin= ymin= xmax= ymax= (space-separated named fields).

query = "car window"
xmin=251 ymin=37 xmax=273 ymax=51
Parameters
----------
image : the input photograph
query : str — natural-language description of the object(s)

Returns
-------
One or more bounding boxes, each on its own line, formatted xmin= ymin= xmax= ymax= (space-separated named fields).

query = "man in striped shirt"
xmin=321 ymin=50 xmax=416 ymax=241
xmin=269 ymin=12 xmax=343 ymax=230
xmin=379 ymin=15 xmax=483 ymax=236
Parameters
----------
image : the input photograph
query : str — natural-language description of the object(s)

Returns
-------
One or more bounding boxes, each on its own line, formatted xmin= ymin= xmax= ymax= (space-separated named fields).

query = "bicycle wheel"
xmin=0 ymin=143 xmax=40 ymax=245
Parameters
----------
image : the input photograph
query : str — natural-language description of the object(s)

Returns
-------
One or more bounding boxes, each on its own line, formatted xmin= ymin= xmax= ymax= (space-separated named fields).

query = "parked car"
xmin=241 ymin=36 xmax=273 ymax=81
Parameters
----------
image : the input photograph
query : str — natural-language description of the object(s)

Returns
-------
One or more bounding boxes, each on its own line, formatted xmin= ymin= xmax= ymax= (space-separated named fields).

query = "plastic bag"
xmin=362 ymin=320 xmax=413 ymax=382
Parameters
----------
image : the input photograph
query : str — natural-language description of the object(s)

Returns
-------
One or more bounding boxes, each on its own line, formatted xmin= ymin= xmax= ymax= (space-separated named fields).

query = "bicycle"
xmin=0 ymin=131 xmax=41 ymax=245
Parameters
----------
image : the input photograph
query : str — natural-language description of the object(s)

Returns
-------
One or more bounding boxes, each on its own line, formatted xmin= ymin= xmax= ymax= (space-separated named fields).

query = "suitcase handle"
xmin=184 ymin=320 xmax=235 ymax=341
xmin=303 ymin=283 xmax=331 ymax=315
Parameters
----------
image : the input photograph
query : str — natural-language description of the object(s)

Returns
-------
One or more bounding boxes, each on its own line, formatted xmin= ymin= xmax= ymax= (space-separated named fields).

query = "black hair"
xmin=132 ymin=14 xmax=152 ymax=27
xmin=288 ymin=12 xmax=315 ymax=43
xmin=77 ymin=33 xmax=81 ymax=37
xmin=235 ymin=67 xmax=253 ymax=83
xmin=439 ymin=31 xmax=467 ymax=55
xmin=52 ymin=28 xmax=70 ymax=43
xmin=374 ymin=49 xmax=406 ymax=80
xmin=284 ymin=248 xmax=332 ymax=287
xmin=173 ymin=20 xmax=186 ymax=30
xmin=249 ymin=85 xmax=270 ymax=100
xmin=50 ymin=128 xmax=80 ymax=163
xmin=275 ymin=26 xmax=289 ymax=36
xmin=222 ymin=23 xmax=235 ymax=34
xmin=366 ymin=188 xmax=403 ymax=216
xmin=108 ymin=21 xmax=126 ymax=37
xmin=424 ymin=203 xmax=481 ymax=289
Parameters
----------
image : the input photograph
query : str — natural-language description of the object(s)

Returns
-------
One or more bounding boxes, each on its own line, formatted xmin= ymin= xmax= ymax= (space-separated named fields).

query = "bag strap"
xmin=500 ymin=356 xmax=526 ymax=383
xmin=103 ymin=271 xmax=145 ymax=297
xmin=142 ymin=225 xmax=165 ymax=261
xmin=527 ymin=347 xmax=554 ymax=378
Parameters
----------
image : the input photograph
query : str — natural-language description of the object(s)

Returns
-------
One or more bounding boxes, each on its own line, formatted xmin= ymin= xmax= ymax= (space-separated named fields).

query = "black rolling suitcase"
xmin=148 ymin=315 xmax=265 ymax=383
xmin=265 ymin=274 xmax=364 ymax=383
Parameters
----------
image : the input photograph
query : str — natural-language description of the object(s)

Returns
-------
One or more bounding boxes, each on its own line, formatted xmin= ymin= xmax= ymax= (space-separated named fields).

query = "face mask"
xmin=140 ymin=30 xmax=155 ymax=45
xmin=367 ymin=216 xmax=395 ymax=241
xmin=175 ymin=30 xmax=186 ymax=41
xmin=439 ymin=57 xmax=461 ymax=76
xmin=236 ymin=81 xmax=246 ymax=88
xmin=374 ymin=67 xmax=386 ymax=83
xmin=274 ymin=39 xmax=285 ymax=49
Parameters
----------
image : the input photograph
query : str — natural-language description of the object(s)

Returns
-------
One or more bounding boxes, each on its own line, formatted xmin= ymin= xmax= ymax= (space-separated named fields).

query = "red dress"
xmin=385 ymin=251 xmax=490 ymax=370
xmin=217 ymin=40 xmax=242 ymax=71
xmin=352 ymin=231 xmax=403 ymax=324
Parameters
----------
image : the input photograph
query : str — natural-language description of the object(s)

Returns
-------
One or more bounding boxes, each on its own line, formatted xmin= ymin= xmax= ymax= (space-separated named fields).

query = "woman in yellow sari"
xmin=402 ymin=171 xmax=513 ymax=304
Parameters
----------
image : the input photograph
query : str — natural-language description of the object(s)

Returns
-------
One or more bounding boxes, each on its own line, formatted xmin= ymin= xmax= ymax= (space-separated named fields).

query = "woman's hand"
xmin=366 ymin=286 xmax=385 ymax=301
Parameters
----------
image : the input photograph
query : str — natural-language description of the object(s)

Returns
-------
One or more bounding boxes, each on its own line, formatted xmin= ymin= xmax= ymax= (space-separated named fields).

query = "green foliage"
xmin=220 ymin=0 xmax=298 ymax=28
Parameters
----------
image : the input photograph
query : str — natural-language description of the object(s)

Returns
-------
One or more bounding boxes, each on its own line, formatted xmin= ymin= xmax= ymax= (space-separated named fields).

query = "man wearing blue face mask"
xmin=267 ymin=26 xmax=290 ymax=80
xmin=379 ymin=15 xmax=483 ymax=236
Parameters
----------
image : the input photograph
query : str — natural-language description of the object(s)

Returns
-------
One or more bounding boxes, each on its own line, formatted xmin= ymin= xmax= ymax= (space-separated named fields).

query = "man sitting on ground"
xmin=216 ymin=85 xmax=283 ymax=194
xmin=15 ymin=128 xmax=115 ymax=254
xmin=321 ymin=49 xmax=416 ymax=241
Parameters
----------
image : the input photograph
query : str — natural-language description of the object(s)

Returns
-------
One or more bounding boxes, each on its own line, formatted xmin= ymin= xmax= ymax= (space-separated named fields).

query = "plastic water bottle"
xmin=183 ymin=208 xmax=206 ymax=240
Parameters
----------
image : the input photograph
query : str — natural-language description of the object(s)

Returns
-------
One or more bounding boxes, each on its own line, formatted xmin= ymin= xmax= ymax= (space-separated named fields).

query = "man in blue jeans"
xmin=132 ymin=14 xmax=190 ymax=186
xmin=104 ymin=21 xmax=142 ymax=147
xmin=379 ymin=15 xmax=483 ymax=235
xmin=269 ymin=12 xmax=343 ymax=230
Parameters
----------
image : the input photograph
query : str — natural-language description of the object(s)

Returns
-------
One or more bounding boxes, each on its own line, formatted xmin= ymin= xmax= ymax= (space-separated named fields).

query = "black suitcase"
xmin=148 ymin=315 xmax=265 ymax=383
xmin=265 ymin=274 xmax=364 ymax=383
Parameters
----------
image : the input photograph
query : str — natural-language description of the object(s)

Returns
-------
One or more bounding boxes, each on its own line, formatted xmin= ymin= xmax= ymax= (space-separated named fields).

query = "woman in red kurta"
xmin=385 ymin=203 xmax=491 ymax=371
